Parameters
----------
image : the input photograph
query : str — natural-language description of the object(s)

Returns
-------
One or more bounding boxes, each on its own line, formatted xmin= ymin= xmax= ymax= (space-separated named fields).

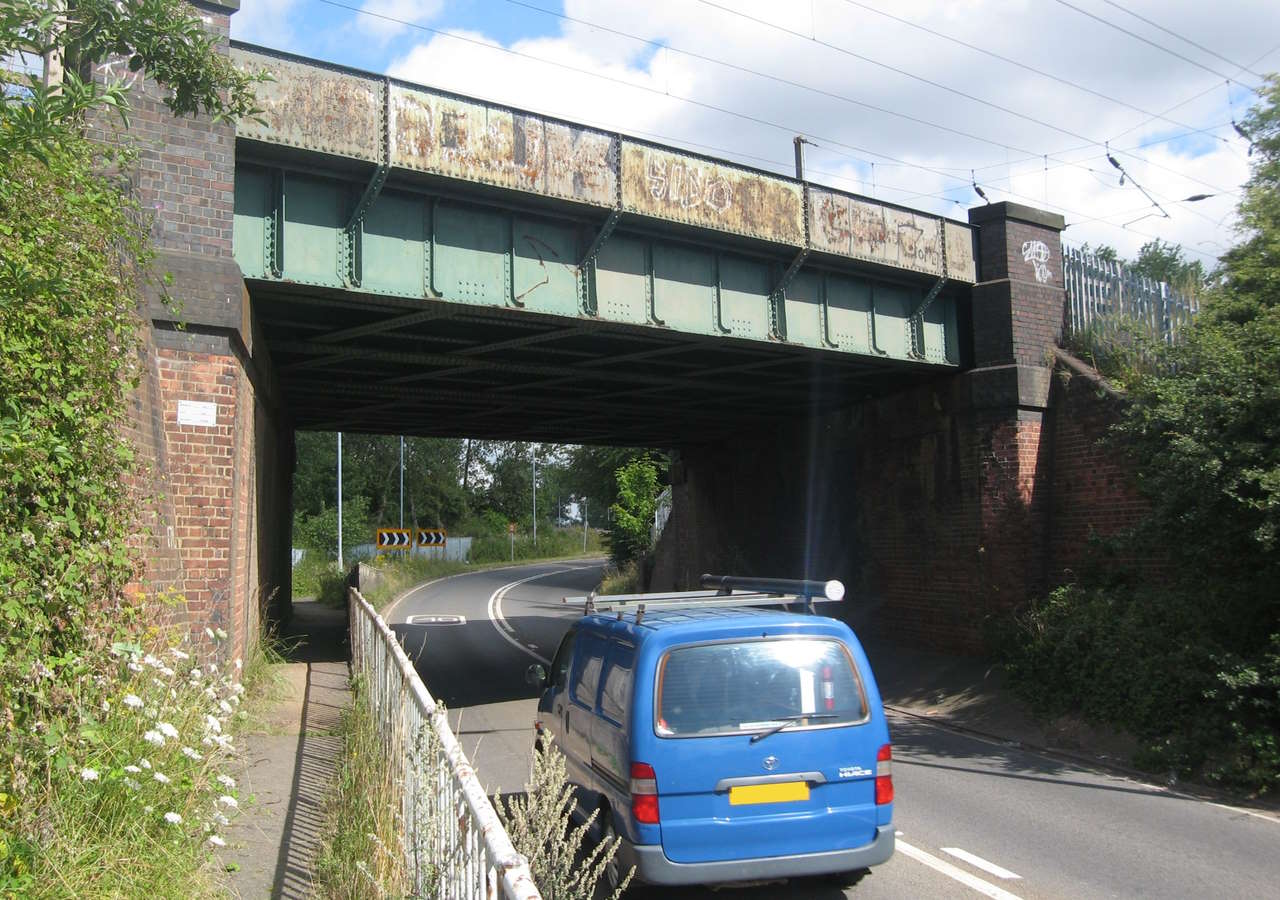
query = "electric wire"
xmin=1051 ymin=0 xmax=1258 ymax=85
xmin=1101 ymin=0 xmax=1265 ymax=80
xmin=834 ymin=0 xmax=1233 ymax=148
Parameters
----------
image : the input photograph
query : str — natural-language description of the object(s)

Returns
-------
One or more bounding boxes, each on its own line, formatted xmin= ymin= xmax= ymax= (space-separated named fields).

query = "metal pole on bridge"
xmin=337 ymin=431 xmax=344 ymax=571
xmin=399 ymin=435 xmax=404 ymax=529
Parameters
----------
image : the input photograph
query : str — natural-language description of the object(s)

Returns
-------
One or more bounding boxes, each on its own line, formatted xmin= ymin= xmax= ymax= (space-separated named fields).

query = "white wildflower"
xmin=205 ymin=628 xmax=215 ymax=641
xmin=123 ymin=777 xmax=140 ymax=790
xmin=228 ymin=695 xmax=240 ymax=707
xmin=231 ymin=683 xmax=245 ymax=696
xmin=215 ymin=628 xmax=227 ymax=640
xmin=201 ymin=736 xmax=214 ymax=748
xmin=234 ymin=658 xmax=242 ymax=670
xmin=157 ymin=722 xmax=179 ymax=739
xmin=164 ymin=811 xmax=182 ymax=825
xmin=124 ymin=765 xmax=141 ymax=774
xmin=101 ymin=700 xmax=110 ymax=713
xmin=207 ymin=834 xmax=226 ymax=848
xmin=218 ymin=700 xmax=233 ymax=715
xmin=213 ymin=812 xmax=230 ymax=826
xmin=182 ymin=746 xmax=202 ymax=761
xmin=153 ymin=772 xmax=171 ymax=784
xmin=213 ymin=735 xmax=233 ymax=750
xmin=189 ymin=667 xmax=202 ymax=680
xmin=204 ymin=715 xmax=221 ymax=735
xmin=143 ymin=730 xmax=165 ymax=746
xmin=203 ymin=687 xmax=217 ymax=699
xmin=217 ymin=795 xmax=238 ymax=809
xmin=169 ymin=648 xmax=189 ymax=661
xmin=144 ymin=805 xmax=154 ymax=814
xmin=143 ymin=654 xmax=161 ymax=669
xmin=139 ymin=758 xmax=152 ymax=770
xmin=158 ymin=666 xmax=175 ymax=678
xmin=216 ymin=774 xmax=236 ymax=790
xmin=209 ymin=662 xmax=218 ymax=673
xmin=80 ymin=768 xmax=99 ymax=782
xmin=127 ymin=661 xmax=143 ymax=672
xmin=123 ymin=694 xmax=143 ymax=709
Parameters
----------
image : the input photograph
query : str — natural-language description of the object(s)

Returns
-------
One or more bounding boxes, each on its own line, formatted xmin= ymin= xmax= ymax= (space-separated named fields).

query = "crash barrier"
xmin=349 ymin=588 xmax=542 ymax=900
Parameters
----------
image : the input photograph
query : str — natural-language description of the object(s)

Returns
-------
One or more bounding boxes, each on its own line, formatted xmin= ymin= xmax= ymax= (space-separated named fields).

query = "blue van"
xmin=527 ymin=576 xmax=894 ymax=890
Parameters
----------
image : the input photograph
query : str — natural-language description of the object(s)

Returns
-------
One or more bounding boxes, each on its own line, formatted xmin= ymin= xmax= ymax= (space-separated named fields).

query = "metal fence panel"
xmin=1061 ymin=245 xmax=1199 ymax=344
xmin=349 ymin=588 xmax=542 ymax=900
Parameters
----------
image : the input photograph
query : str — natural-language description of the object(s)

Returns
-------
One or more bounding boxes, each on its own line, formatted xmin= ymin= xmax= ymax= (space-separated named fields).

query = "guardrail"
xmin=349 ymin=588 xmax=542 ymax=900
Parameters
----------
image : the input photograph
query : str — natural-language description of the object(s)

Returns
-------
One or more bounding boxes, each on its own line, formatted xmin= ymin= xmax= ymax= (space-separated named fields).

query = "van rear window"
xmin=656 ymin=639 xmax=867 ymax=737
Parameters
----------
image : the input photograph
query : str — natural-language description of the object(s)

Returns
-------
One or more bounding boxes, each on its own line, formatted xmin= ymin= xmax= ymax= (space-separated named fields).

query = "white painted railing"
xmin=349 ymin=588 xmax=542 ymax=900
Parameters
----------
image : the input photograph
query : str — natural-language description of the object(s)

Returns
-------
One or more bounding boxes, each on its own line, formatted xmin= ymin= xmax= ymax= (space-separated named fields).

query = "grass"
xmin=598 ymin=562 xmax=641 ymax=595
xmin=313 ymin=675 xmax=414 ymax=899
xmin=6 ymin=619 xmax=249 ymax=899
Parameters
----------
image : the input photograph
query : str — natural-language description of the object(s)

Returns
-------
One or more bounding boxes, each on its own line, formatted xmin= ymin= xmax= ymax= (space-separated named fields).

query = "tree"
xmin=609 ymin=458 xmax=661 ymax=567
xmin=1129 ymin=239 xmax=1206 ymax=291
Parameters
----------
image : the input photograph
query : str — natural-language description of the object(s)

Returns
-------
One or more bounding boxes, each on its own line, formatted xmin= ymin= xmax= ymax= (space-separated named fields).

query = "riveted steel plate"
xmin=809 ymin=188 xmax=976 ymax=283
xmin=620 ymin=143 xmax=804 ymax=246
xmin=233 ymin=47 xmax=382 ymax=161
xmin=390 ymin=86 xmax=616 ymax=207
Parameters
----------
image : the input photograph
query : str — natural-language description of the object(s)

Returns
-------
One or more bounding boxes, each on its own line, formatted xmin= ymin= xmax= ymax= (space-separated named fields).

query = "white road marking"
xmin=486 ymin=565 xmax=596 ymax=665
xmin=1209 ymin=802 xmax=1280 ymax=824
xmin=941 ymin=847 xmax=1022 ymax=880
xmin=897 ymin=841 xmax=1025 ymax=900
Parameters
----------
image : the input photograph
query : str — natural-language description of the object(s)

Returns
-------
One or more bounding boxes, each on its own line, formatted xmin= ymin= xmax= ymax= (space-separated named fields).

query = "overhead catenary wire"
xmin=1051 ymin=0 xmax=1260 ymax=86
xmin=1100 ymin=0 xmax=1265 ymax=80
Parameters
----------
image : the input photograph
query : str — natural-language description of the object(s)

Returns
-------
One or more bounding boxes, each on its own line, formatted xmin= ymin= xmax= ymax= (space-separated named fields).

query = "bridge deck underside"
xmin=255 ymin=284 xmax=949 ymax=445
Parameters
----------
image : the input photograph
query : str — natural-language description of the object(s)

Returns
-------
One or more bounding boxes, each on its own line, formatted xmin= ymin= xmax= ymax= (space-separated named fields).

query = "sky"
xmin=230 ymin=0 xmax=1280 ymax=267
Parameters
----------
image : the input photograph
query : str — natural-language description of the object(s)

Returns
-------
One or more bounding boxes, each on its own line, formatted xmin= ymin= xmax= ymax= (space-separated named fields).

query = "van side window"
xmin=550 ymin=630 xmax=576 ymax=689
xmin=599 ymin=642 xmax=635 ymax=725
xmin=572 ymin=646 xmax=604 ymax=710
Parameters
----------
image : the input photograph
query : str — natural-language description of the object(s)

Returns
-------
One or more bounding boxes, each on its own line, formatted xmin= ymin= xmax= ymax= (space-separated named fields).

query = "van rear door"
xmin=652 ymin=637 xmax=886 ymax=864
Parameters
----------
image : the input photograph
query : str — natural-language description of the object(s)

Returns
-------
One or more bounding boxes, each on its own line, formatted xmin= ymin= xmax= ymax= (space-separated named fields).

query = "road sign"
xmin=508 ymin=522 xmax=517 ymax=535
xmin=376 ymin=528 xmax=412 ymax=551
xmin=416 ymin=528 xmax=447 ymax=548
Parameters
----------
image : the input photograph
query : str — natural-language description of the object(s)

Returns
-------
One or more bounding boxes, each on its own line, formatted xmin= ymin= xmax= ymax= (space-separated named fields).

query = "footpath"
xmin=221 ymin=599 xmax=351 ymax=899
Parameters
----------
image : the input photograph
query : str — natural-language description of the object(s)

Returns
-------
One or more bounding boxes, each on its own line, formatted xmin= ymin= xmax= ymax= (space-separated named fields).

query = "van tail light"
xmin=630 ymin=762 xmax=660 ymax=824
xmin=875 ymin=744 xmax=894 ymax=805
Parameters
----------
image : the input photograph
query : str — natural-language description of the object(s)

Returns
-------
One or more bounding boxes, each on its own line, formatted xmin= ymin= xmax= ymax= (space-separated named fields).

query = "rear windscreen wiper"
xmin=749 ymin=713 xmax=837 ymax=744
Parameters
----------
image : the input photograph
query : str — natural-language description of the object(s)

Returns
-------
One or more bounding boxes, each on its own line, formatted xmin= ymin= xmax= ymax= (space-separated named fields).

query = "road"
xmin=387 ymin=561 xmax=1280 ymax=899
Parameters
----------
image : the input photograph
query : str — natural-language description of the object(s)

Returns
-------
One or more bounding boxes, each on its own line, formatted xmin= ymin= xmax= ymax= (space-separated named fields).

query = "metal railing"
xmin=1062 ymin=245 xmax=1199 ymax=345
xmin=349 ymin=588 xmax=542 ymax=900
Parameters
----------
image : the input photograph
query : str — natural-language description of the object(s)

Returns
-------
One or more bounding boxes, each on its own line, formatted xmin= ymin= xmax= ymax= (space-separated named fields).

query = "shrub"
xmin=609 ymin=459 xmax=661 ymax=567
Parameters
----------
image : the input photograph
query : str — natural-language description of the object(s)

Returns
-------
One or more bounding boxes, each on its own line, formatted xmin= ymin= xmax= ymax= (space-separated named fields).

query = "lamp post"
xmin=532 ymin=453 xmax=538 ymax=548
xmin=337 ymin=432 xmax=344 ymax=570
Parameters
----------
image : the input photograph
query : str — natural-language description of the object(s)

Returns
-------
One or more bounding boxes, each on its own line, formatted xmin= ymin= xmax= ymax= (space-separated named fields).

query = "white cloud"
xmin=357 ymin=0 xmax=445 ymax=41
xmin=337 ymin=0 xmax=1279 ymax=264
xmin=231 ymin=0 xmax=301 ymax=47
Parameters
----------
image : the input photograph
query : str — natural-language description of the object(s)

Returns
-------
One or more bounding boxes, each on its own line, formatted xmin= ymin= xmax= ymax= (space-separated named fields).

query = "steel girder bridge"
xmin=230 ymin=44 xmax=978 ymax=446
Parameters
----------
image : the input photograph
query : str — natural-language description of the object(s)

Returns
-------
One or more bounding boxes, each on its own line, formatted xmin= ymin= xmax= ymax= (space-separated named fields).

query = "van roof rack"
xmin=564 ymin=574 xmax=845 ymax=623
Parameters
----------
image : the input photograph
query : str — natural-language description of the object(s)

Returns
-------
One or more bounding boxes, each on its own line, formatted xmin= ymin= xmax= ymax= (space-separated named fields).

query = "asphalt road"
xmin=387 ymin=561 xmax=1280 ymax=899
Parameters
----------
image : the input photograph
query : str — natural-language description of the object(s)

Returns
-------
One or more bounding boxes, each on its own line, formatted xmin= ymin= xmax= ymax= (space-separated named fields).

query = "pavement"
xmin=220 ymin=599 xmax=351 ymax=899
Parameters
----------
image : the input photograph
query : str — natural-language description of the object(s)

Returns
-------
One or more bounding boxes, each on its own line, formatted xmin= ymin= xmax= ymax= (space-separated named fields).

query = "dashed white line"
xmin=897 ymin=840 xmax=1026 ymax=900
xmin=942 ymin=847 xmax=1022 ymax=880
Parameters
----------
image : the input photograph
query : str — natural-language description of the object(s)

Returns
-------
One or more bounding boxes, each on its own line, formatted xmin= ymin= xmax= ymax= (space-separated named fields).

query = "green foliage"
xmin=608 ymin=458 xmax=661 ymax=567
xmin=598 ymin=562 xmax=641 ymax=596
xmin=498 ymin=732 xmax=631 ymax=900
xmin=0 ymin=138 xmax=146 ymax=792
xmin=1 ymin=0 xmax=266 ymax=154
xmin=1 ymin=625 xmax=247 ymax=897
xmin=1129 ymin=239 xmax=1206 ymax=293
xmin=1005 ymin=77 xmax=1280 ymax=794
xmin=292 ymin=494 xmax=374 ymax=560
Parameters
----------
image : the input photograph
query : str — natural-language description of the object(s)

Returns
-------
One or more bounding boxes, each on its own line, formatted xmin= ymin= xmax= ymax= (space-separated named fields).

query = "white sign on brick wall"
xmin=177 ymin=400 xmax=218 ymax=427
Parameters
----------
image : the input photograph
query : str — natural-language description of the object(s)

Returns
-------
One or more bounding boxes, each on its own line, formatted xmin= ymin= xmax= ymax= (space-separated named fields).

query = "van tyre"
xmin=823 ymin=866 xmax=869 ymax=888
xmin=599 ymin=813 xmax=624 ymax=895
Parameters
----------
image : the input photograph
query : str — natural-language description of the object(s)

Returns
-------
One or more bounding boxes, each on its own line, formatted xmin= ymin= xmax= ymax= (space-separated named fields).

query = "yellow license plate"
xmin=728 ymin=781 xmax=810 ymax=805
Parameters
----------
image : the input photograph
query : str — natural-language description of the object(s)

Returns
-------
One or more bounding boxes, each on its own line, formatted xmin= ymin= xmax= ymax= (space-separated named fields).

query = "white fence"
xmin=1062 ymin=245 xmax=1199 ymax=345
xmin=349 ymin=588 xmax=542 ymax=900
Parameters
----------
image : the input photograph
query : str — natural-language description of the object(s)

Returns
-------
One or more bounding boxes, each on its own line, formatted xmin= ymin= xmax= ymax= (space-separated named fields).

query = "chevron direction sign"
xmin=416 ymin=528 xmax=448 ymax=548
xmin=376 ymin=528 xmax=412 ymax=551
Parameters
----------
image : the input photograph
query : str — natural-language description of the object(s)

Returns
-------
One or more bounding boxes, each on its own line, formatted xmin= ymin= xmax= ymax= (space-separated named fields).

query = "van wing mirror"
xmin=525 ymin=663 xmax=548 ymax=688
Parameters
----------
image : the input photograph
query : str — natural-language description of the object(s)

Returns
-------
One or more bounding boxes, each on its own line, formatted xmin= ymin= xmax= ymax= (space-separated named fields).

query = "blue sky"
xmin=229 ymin=0 xmax=1280 ymax=263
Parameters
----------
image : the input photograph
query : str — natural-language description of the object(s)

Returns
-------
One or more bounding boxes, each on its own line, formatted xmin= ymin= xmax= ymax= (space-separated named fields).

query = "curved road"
xmin=387 ymin=562 xmax=1280 ymax=899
